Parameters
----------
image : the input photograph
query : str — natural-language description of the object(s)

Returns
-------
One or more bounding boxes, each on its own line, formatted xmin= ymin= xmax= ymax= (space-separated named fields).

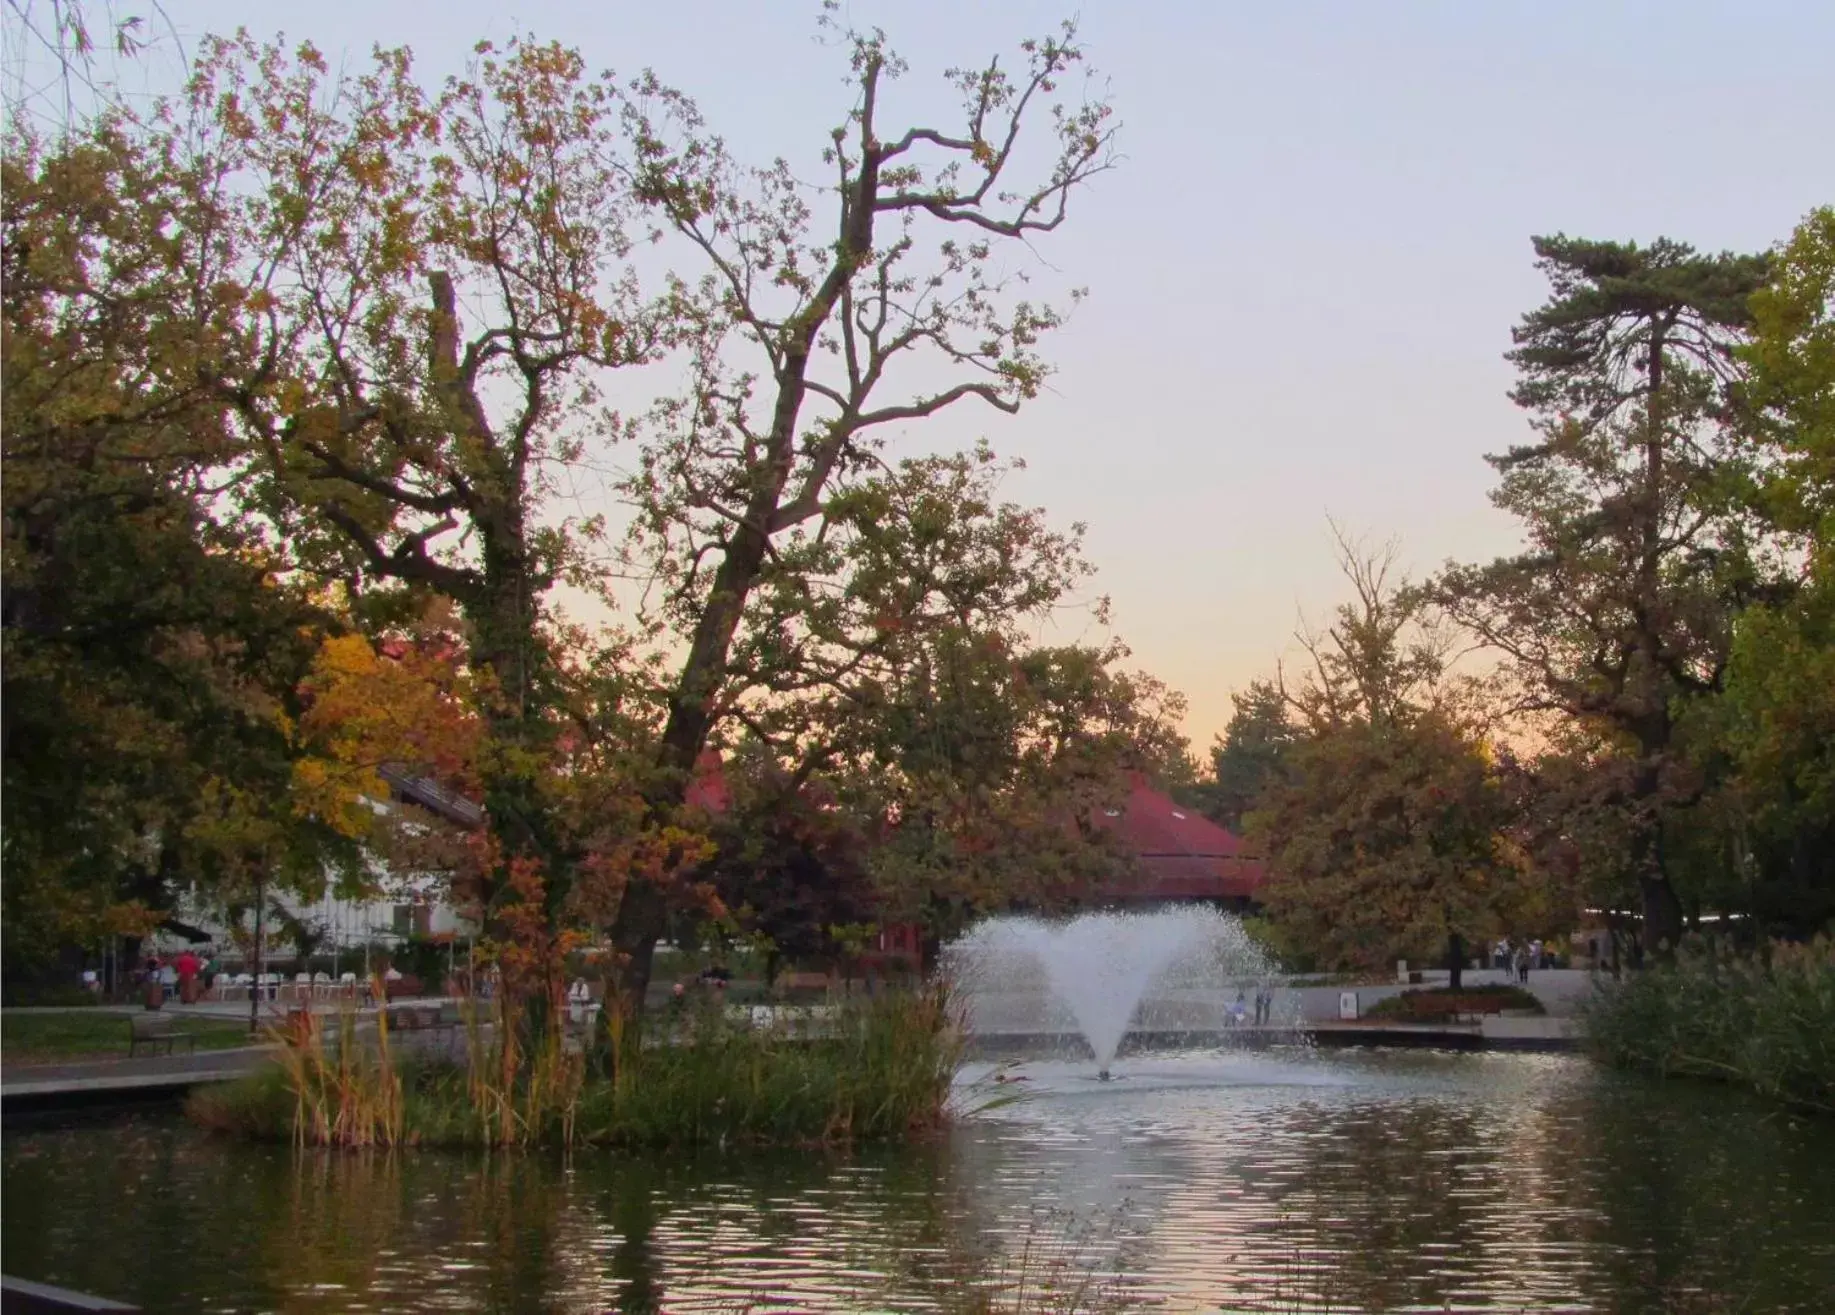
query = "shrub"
xmin=1582 ymin=936 xmax=1835 ymax=1114
xmin=1364 ymin=984 xmax=1545 ymax=1021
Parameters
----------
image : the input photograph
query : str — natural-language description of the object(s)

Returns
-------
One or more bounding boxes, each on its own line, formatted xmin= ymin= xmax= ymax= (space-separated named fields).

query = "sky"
xmin=27 ymin=0 xmax=1834 ymax=750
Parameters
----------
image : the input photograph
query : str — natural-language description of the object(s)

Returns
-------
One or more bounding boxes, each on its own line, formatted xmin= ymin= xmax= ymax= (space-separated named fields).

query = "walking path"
xmin=1 ymin=1045 xmax=274 ymax=1103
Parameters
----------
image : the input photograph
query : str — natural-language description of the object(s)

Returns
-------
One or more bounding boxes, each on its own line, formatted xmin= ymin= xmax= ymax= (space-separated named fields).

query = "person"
xmin=81 ymin=968 xmax=100 ymax=995
xmin=1530 ymin=938 xmax=1544 ymax=971
xmin=202 ymin=952 xmax=220 ymax=996
xmin=670 ymin=981 xmax=687 ymax=1011
xmin=176 ymin=948 xmax=201 ymax=1004
xmin=1513 ymin=943 xmax=1530 ymax=985
xmin=143 ymin=955 xmax=165 ymax=1010
xmin=1231 ymin=990 xmax=1247 ymax=1027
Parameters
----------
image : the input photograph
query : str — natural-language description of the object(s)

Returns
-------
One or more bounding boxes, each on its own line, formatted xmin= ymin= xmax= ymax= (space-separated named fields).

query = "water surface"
xmin=5 ymin=1048 xmax=1832 ymax=1312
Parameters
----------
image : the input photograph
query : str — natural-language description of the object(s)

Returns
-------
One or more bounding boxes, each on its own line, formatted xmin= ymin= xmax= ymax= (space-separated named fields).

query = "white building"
xmin=155 ymin=766 xmax=481 ymax=966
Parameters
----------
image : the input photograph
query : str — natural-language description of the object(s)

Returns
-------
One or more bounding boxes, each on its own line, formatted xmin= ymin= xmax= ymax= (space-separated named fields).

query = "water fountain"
xmin=946 ymin=907 xmax=1285 ymax=1078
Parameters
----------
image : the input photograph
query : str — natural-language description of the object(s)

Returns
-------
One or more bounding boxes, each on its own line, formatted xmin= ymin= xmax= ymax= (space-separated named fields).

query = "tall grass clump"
xmin=190 ymin=982 xmax=965 ymax=1149
xmin=189 ymin=983 xmax=406 ymax=1145
xmin=1582 ymin=935 xmax=1835 ymax=1114
xmin=573 ymin=981 xmax=961 ymax=1148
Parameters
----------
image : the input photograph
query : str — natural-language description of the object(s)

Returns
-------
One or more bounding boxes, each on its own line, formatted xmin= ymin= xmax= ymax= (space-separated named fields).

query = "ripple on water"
xmin=4 ymin=1049 xmax=1835 ymax=1311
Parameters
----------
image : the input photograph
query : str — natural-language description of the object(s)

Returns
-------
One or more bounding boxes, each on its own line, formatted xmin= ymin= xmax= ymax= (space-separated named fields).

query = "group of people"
xmin=1229 ymin=986 xmax=1277 ymax=1027
xmin=138 ymin=949 xmax=217 ymax=1005
xmin=1492 ymin=938 xmax=1548 ymax=984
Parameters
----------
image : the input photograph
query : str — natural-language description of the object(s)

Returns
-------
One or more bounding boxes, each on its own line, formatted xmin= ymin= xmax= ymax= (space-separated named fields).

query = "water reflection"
xmin=5 ymin=1051 xmax=1833 ymax=1313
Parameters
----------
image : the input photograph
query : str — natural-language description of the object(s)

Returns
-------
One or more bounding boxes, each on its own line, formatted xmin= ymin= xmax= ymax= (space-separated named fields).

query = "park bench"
xmin=128 ymin=1013 xmax=196 ymax=1058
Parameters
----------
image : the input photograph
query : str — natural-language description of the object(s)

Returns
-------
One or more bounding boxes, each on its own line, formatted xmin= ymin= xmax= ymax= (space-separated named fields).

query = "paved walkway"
xmin=1 ymin=1045 xmax=275 ymax=1100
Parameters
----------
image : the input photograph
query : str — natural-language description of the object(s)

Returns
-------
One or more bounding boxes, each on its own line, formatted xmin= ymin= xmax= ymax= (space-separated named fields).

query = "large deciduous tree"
xmin=155 ymin=36 xmax=675 ymax=954
xmin=1251 ymin=714 xmax=1519 ymax=982
xmin=1251 ymin=532 xmax=1518 ymax=984
xmin=1436 ymin=235 xmax=1771 ymax=955
xmin=1708 ymin=208 xmax=1835 ymax=933
xmin=1 ymin=123 xmax=362 ymax=981
xmin=73 ymin=20 xmax=1112 ymax=1009
xmin=608 ymin=19 xmax=1115 ymax=996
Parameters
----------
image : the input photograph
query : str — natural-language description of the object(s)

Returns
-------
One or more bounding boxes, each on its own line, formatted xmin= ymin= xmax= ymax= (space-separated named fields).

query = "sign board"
xmin=1338 ymin=990 xmax=1359 ymax=1021
xmin=1397 ymin=960 xmax=1410 ymax=984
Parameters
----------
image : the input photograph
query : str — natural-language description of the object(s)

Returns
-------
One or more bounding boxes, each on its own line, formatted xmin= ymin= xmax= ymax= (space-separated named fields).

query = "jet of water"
xmin=946 ymin=907 xmax=1280 ymax=1074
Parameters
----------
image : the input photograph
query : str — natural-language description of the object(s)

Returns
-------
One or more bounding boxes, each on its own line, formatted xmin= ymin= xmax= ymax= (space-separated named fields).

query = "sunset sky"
xmin=44 ymin=0 xmax=1833 ymax=750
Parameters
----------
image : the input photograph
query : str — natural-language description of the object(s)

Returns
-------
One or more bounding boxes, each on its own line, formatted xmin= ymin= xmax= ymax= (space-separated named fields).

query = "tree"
xmin=607 ymin=16 xmax=1116 ymax=996
xmin=1183 ymin=681 xmax=1297 ymax=831
xmin=1251 ymin=714 xmax=1521 ymax=981
xmin=1436 ymin=235 xmax=1772 ymax=955
xmin=698 ymin=759 xmax=877 ymax=983
xmin=1704 ymin=207 xmax=1835 ymax=934
xmin=1282 ymin=524 xmax=1471 ymax=734
xmin=845 ymin=634 xmax=1189 ymax=948
xmin=1249 ymin=530 xmax=1519 ymax=984
xmin=1 ymin=122 xmax=363 ymax=981
xmin=76 ymin=19 xmax=1114 ymax=1011
xmin=1742 ymin=207 xmax=1835 ymax=542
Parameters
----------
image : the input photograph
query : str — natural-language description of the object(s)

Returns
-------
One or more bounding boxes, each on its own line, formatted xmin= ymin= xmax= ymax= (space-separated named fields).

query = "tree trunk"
xmin=604 ymin=111 xmax=888 ymax=1011
xmin=1446 ymin=931 xmax=1465 ymax=992
xmin=1639 ymin=874 xmax=1683 ymax=958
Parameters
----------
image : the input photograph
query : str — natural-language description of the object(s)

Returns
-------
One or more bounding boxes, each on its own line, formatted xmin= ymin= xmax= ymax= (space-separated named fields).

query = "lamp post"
xmin=248 ymin=873 xmax=266 ymax=1036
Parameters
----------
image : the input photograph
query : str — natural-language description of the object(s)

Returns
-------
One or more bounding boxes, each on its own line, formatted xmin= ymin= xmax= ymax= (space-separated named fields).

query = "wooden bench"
xmin=777 ymin=971 xmax=835 ymax=993
xmin=128 ymin=1013 xmax=197 ymax=1058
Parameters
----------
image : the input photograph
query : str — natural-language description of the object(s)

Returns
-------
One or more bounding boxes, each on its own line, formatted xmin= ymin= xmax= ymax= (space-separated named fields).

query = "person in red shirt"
xmin=175 ymin=949 xmax=201 ymax=1004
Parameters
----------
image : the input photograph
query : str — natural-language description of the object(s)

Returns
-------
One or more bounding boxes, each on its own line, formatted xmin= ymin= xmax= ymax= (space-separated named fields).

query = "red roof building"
xmin=684 ymin=755 xmax=1263 ymax=907
xmin=1090 ymin=774 xmax=1266 ymax=904
xmin=683 ymin=749 xmax=733 ymax=814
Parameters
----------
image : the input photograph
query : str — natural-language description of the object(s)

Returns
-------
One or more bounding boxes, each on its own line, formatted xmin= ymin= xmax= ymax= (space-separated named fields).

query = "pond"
xmin=5 ymin=1048 xmax=1833 ymax=1312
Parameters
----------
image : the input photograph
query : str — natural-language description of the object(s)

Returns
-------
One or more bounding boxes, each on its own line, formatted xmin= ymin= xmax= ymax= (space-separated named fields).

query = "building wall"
xmin=165 ymin=871 xmax=473 ymax=963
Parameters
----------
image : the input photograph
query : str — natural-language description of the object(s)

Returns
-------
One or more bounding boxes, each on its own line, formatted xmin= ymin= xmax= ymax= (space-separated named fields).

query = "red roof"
xmin=1091 ymin=775 xmax=1265 ymax=901
xmin=689 ymin=753 xmax=1263 ymax=904
xmin=683 ymin=749 xmax=732 ymax=814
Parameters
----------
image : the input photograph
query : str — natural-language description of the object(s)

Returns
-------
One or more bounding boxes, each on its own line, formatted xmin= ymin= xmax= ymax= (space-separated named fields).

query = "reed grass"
xmin=1582 ymin=935 xmax=1835 ymax=1114
xmin=189 ymin=982 xmax=964 ymax=1149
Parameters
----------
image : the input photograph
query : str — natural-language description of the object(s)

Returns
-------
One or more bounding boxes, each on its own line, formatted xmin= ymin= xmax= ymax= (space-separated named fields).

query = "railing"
xmin=0 ymin=1275 xmax=139 ymax=1313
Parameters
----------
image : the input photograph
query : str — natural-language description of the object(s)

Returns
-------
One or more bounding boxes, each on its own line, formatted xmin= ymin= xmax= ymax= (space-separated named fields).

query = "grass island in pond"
xmin=189 ymin=986 xmax=961 ymax=1149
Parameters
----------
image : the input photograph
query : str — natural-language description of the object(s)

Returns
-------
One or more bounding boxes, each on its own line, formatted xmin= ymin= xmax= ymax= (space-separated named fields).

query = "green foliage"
xmin=701 ymin=772 xmax=878 ymax=978
xmin=1236 ymin=914 xmax=1317 ymax=975
xmin=1252 ymin=714 xmax=1522 ymax=973
xmin=570 ymin=990 xmax=959 ymax=1148
xmin=1741 ymin=206 xmax=1835 ymax=542
xmin=826 ymin=620 xmax=1191 ymax=937
xmin=1582 ymin=937 xmax=1835 ymax=1114
xmin=1245 ymin=532 xmax=1526 ymax=973
xmin=1188 ymin=680 xmax=1297 ymax=831
xmin=390 ymin=936 xmax=453 ymax=988
xmin=1 ymin=123 xmax=362 ymax=977
xmin=1690 ymin=208 xmax=1835 ymax=937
